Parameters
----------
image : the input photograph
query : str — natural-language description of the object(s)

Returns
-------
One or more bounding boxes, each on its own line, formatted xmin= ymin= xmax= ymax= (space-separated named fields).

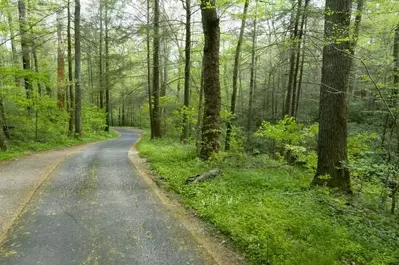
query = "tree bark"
xmin=18 ymin=0 xmax=32 ymax=100
xmin=99 ymin=0 xmax=104 ymax=109
xmin=57 ymin=10 xmax=65 ymax=109
xmin=0 ymin=101 xmax=7 ymax=151
xmin=200 ymin=0 xmax=221 ymax=159
xmin=225 ymin=0 xmax=249 ymax=151
xmin=105 ymin=1 xmax=110 ymax=132
xmin=181 ymin=0 xmax=191 ymax=142
xmin=284 ymin=0 xmax=302 ymax=117
xmin=247 ymin=6 xmax=257 ymax=140
xmin=290 ymin=0 xmax=309 ymax=118
xmin=152 ymin=0 xmax=162 ymax=138
xmin=67 ymin=0 xmax=74 ymax=134
xmin=146 ymin=0 xmax=154 ymax=138
xmin=312 ymin=0 xmax=353 ymax=192
xmin=74 ymin=0 xmax=82 ymax=136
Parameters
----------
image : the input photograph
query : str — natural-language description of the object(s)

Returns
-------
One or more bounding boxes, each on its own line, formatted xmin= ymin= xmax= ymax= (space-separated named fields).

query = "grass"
xmin=137 ymin=133 xmax=399 ymax=265
xmin=0 ymin=130 xmax=119 ymax=161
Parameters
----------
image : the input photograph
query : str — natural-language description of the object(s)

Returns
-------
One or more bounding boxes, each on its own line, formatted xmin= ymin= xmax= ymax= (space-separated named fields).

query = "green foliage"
xmin=255 ymin=117 xmax=318 ymax=172
xmin=137 ymin=133 xmax=399 ymax=265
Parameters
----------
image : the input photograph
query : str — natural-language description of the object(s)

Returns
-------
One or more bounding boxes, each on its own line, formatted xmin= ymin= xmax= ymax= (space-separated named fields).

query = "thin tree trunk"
xmin=182 ymin=0 xmax=191 ymax=142
xmin=290 ymin=0 xmax=309 ymax=117
xmin=0 ymin=98 xmax=7 ymax=150
xmin=99 ymin=0 xmax=104 ymax=109
xmin=7 ymin=9 xmax=19 ymax=87
xmin=105 ymin=1 xmax=110 ymax=132
xmin=67 ymin=0 xmax=74 ymax=134
xmin=200 ymin=0 xmax=221 ymax=159
xmin=152 ymin=0 xmax=162 ymax=138
xmin=312 ymin=0 xmax=353 ymax=192
xmin=225 ymin=0 xmax=250 ymax=151
xmin=146 ymin=0 xmax=154 ymax=138
xmin=295 ymin=15 xmax=308 ymax=118
xmin=18 ymin=0 xmax=32 ymax=100
xmin=247 ymin=6 xmax=257 ymax=140
xmin=74 ymin=0 xmax=82 ymax=136
xmin=284 ymin=0 xmax=302 ymax=117
xmin=57 ymin=10 xmax=65 ymax=109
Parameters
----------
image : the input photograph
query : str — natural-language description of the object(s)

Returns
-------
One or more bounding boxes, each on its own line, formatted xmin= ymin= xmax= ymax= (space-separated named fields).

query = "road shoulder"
xmin=128 ymin=129 xmax=246 ymax=265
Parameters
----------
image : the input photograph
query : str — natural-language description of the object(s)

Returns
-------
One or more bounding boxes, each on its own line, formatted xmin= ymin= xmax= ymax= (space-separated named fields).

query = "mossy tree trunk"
xmin=200 ymin=0 xmax=221 ymax=160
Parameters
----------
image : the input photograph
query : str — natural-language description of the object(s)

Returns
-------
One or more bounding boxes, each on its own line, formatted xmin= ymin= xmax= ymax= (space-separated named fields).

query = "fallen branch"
xmin=185 ymin=168 xmax=222 ymax=184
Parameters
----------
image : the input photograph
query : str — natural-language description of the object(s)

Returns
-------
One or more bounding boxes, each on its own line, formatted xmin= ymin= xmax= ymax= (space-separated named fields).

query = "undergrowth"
xmin=137 ymin=133 xmax=399 ymax=265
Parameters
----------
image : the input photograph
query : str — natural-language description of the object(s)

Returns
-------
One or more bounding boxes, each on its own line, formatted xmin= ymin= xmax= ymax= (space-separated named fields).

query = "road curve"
xmin=0 ymin=128 xmax=214 ymax=265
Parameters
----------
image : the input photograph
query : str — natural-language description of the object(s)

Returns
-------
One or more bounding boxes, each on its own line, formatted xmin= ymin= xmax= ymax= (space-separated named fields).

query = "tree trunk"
xmin=284 ymin=0 xmax=302 ymax=117
xmin=7 ymin=8 xmax=19 ymax=87
xmin=181 ymin=0 xmax=191 ymax=142
xmin=57 ymin=10 xmax=65 ymax=109
xmin=290 ymin=0 xmax=309 ymax=117
xmin=247 ymin=7 xmax=257 ymax=140
xmin=312 ymin=0 xmax=353 ymax=192
xmin=200 ymin=0 xmax=221 ymax=159
xmin=0 ymin=101 xmax=7 ymax=151
xmin=99 ymin=0 xmax=104 ymax=109
xmin=225 ymin=0 xmax=249 ymax=151
xmin=196 ymin=59 xmax=205 ymax=156
xmin=74 ymin=0 xmax=82 ymax=136
xmin=105 ymin=2 xmax=110 ymax=132
xmin=146 ymin=0 xmax=154 ymax=138
xmin=18 ymin=0 xmax=32 ymax=100
xmin=152 ymin=0 xmax=162 ymax=138
xmin=67 ymin=0 xmax=74 ymax=134
xmin=295 ymin=15 xmax=308 ymax=118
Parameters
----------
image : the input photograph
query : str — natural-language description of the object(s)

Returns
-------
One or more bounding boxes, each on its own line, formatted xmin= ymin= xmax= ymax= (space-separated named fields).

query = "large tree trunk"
xmin=105 ymin=1 xmax=110 ymax=132
xmin=74 ymin=0 xmax=82 ymax=136
xmin=225 ymin=0 xmax=249 ymax=151
xmin=146 ymin=0 xmax=154 ymax=138
xmin=200 ymin=0 xmax=221 ymax=160
xmin=152 ymin=0 xmax=162 ymax=138
xmin=181 ymin=0 xmax=191 ymax=142
xmin=18 ymin=0 xmax=32 ymax=100
xmin=312 ymin=0 xmax=353 ymax=192
xmin=57 ymin=10 xmax=65 ymax=109
xmin=67 ymin=0 xmax=74 ymax=134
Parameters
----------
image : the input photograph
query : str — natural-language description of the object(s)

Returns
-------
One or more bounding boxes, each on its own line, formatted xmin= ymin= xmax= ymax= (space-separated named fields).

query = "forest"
xmin=0 ymin=0 xmax=399 ymax=264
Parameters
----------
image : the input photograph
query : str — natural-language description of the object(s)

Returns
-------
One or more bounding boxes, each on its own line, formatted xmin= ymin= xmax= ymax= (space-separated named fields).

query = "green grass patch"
xmin=0 ymin=130 xmax=119 ymax=161
xmin=137 ymin=133 xmax=399 ymax=265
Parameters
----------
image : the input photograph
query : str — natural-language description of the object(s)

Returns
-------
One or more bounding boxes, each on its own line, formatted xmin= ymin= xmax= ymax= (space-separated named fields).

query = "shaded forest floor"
xmin=0 ymin=130 xmax=119 ymax=161
xmin=137 ymin=132 xmax=399 ymax=265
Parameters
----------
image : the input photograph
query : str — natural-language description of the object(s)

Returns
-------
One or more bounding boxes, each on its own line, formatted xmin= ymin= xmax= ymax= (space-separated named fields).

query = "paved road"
xmin=0 ymin=128 xmax=214 ymax=265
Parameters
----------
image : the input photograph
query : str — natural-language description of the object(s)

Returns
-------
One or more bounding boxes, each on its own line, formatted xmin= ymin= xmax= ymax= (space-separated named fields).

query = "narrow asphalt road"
xmin=0 ymin=128 xmax=214 ymax=265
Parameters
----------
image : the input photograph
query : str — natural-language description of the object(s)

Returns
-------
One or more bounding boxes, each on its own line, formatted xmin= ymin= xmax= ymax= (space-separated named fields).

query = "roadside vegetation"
xmin=137 ymin=121 xmax=399 ymax=265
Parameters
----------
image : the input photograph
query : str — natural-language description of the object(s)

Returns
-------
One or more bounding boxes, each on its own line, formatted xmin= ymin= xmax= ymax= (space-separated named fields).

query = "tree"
xmin=225 ymin=0 xmax=250 ymax=151
xmin=312 ymin=0 xmax=353 ymax=192
xmin=74 ymin=0 xmax=82 ymax=136
xmin=67 ymin=0 xmax=74 ymax=133
xmin=152 ymin=0 xmax=162 ymax=138
xmin=18 ymin=0 xmax=32 ymax=100
xmin=200 ymin=0 xmax=221 ymax=159
xmin=57 ymin=10 xmax=65 ymax=109
xmin=146 ymin=0 xmax=154 ymax=138
xmin=104 ymin=0 xmax=110 ymax=132
xmin=181 ymin=0 xmax=191 ymax=142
